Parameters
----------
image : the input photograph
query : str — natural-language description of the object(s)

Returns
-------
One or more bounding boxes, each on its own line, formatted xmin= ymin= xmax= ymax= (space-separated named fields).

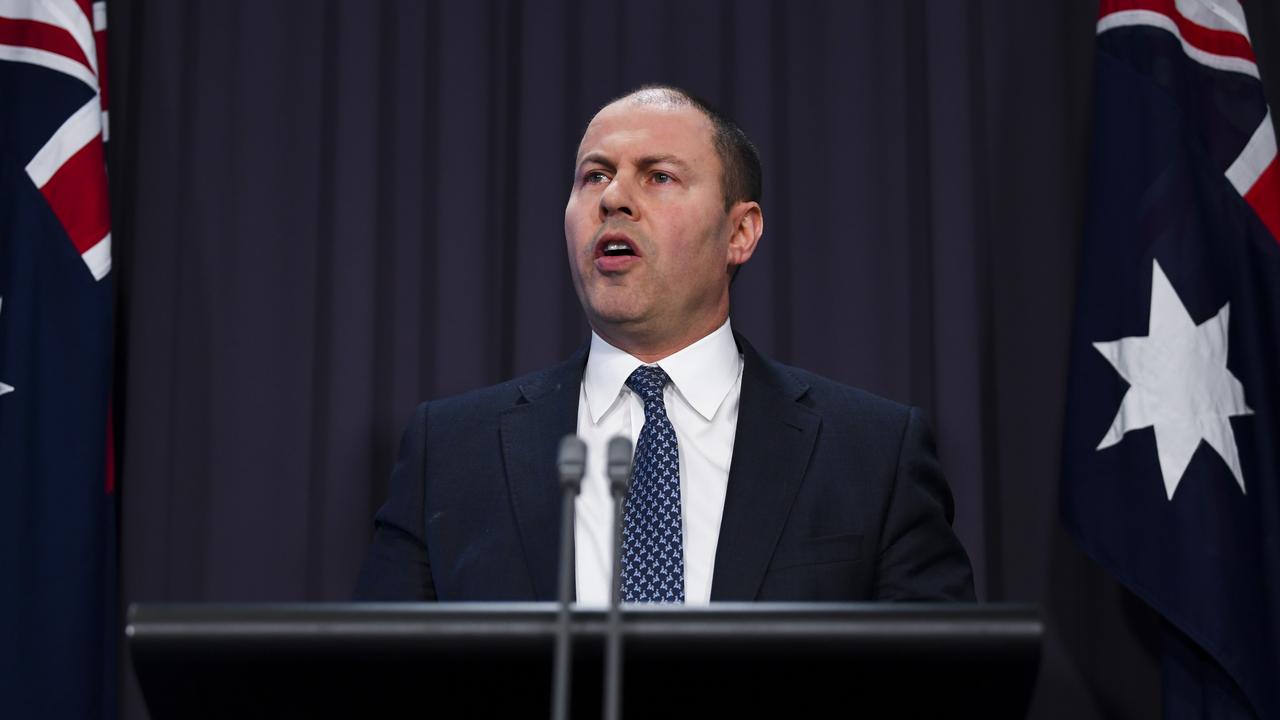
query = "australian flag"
xmin=1062 ymin=0 xmax=1280 ymax=718
xmin=0 ymin=1 xmax=116 ymax=718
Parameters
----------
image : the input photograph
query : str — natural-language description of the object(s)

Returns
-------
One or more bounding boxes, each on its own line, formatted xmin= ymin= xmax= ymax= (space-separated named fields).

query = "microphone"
xmin=603 ymin=435 xmax=633 ymax=720
xmin=552 ymin=435 xmax=587 ymax=720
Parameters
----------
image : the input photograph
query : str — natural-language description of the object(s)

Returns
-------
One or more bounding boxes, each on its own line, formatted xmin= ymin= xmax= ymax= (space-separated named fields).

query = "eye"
xmin=652 ymin=172 xmax=673 ymax=184
xmin=583 ymin=170 xmax=609 ymax=184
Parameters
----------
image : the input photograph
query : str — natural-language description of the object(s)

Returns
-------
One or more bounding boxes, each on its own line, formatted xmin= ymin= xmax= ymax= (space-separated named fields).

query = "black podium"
xmin=128 ymin=603 xmax=1041 ymax=719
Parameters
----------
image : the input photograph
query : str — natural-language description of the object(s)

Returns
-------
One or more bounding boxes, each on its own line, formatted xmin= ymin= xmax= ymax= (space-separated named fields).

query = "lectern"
xmin=128 ymin=603 xmax=1041 ymax=718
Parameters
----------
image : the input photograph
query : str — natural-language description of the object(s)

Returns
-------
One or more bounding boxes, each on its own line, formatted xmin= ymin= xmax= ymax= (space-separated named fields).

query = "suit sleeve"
xmin=874 ymin=407 xmax=976 ymax=601
xmin=353 ymin=402 xmax=437 ymax=601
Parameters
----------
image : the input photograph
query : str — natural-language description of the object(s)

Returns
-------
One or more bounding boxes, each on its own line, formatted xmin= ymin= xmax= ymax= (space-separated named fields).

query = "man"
xmin=355 ymin=86 xmax=974 ymax=603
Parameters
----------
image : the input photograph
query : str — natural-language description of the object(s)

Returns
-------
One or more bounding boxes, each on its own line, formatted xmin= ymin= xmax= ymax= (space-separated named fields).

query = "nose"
xmin=598 ymin=175 xmax=635 ymax=220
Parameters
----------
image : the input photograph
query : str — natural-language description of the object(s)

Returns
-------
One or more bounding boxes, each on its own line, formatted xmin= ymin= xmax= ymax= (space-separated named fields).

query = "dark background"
xmin=103 ymin=1 xmax=1280 ymax=718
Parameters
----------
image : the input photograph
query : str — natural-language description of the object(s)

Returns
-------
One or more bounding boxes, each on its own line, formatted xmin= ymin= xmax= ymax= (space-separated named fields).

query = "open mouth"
xmin=594 ymin=233 xmax=639 ymax=259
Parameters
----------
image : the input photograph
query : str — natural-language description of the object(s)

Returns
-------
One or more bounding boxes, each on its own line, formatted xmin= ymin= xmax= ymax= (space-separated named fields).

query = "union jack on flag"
xmin=1063 ymin=0 xmax=1280 ymax=718
xmin=0 ymin=0 xmax=116 ymax=717
xmin=1 ymin=0 xmax=111 ymax=278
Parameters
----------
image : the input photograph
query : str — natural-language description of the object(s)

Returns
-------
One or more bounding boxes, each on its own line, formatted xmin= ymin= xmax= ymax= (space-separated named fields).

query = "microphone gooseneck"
xmin=604 ymin=435 xmax=633 ymax=720
xmin=552 ymin=435 xmax=587 ymax=720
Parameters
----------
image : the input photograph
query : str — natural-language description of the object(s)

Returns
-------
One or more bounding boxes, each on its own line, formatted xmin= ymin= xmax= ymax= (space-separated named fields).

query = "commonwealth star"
xmin=1093 ymin=260 xmax=1252 ymax=499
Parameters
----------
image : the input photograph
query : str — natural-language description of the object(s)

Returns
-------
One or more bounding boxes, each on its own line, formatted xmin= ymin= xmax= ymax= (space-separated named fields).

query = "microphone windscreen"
xmin=606 ymin=435 xmax=632 ymax=494
xmin=557 ymin=435 xmax=587 ymax=487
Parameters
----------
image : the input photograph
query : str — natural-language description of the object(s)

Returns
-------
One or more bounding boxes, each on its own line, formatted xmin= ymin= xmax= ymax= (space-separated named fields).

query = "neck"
xmin=593 ymin=313 xmax=728 ymax=363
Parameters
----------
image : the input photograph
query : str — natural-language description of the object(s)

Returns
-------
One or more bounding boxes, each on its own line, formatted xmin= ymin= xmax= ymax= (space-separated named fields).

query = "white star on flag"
xmin=1093 ymin=259 xmax=1252 ymax=499
xmin=0 ymin=298 xmax=12 ymax=397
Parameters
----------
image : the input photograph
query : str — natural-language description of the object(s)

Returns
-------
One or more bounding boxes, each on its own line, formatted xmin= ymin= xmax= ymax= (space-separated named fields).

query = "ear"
xmin=726 ymin=201 xmax=763 ymax=269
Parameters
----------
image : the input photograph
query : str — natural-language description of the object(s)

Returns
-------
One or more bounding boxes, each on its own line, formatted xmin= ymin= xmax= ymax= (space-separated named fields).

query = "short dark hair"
xmin=604 ymin=84 xmax=763 ymax=212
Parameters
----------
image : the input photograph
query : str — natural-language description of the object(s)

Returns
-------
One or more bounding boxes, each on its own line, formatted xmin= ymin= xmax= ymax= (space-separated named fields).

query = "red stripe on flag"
xmin=1099 ymin=0 xmax=1257 ymax=63
xmin=1244 ymin=158 xmax=1280 ymax=245
xmin=38 ymin=137 xmax=110 ymax=257
xmin=0 ymin=17 xmax=94 ymax=70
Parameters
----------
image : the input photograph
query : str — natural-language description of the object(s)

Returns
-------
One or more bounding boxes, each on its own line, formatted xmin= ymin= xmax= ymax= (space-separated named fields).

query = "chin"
xmin=590 ymin=308 xmax=646 ymax=327
xmin=585 ymin=298 xmax=649 ymax=329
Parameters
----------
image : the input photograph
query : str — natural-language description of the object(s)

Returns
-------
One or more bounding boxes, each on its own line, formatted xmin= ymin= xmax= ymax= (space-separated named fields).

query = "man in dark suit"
xmin=355 ymin=85 xmax=974 ymax=603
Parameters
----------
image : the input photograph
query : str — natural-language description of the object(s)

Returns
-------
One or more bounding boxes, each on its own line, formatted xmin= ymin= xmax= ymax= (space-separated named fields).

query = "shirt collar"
xmin=583 ymin=318 xmax=740 ymax=424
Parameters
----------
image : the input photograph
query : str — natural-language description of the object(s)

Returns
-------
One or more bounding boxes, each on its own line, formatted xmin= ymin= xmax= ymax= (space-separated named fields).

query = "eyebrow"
xmin=576 ymin=152 xmax=614 ymax=171
xmin=576 ymin=152 xmax=692 ymax=171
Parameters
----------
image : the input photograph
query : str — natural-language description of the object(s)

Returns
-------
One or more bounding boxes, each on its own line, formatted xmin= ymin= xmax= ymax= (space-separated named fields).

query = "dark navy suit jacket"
xmin=355 ymin=334 xmax=975 ymax=602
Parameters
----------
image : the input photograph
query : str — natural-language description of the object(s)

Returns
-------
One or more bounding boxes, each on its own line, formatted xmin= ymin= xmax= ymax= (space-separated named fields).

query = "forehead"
xmin=575 ymin=101 xmax=716 ymax=165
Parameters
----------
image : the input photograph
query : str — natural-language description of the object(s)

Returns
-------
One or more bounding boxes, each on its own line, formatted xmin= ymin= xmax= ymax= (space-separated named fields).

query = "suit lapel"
xmin=710 ymin=336 xmax=820 ymax=601
xmin=498 ymin=348 xmax=585 ymax=601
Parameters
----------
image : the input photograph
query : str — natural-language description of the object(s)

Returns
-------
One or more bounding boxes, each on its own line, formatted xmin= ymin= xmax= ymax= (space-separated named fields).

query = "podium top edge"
xmin=129 ymin=601 xmax=1037 ymax=620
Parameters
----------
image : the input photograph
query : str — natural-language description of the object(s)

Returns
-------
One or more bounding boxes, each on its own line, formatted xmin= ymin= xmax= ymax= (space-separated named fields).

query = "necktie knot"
xmin=626 ymin=365 xmax=670 ymax=403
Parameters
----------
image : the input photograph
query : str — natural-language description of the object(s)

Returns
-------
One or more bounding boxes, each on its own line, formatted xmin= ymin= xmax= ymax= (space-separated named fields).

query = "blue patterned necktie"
xmin=621 ymin=365 xmax=685 ymax=603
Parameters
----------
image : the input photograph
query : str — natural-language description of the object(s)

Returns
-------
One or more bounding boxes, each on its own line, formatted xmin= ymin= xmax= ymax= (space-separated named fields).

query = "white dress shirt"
xmin=574 ymin=319 xmax=743 ymax=606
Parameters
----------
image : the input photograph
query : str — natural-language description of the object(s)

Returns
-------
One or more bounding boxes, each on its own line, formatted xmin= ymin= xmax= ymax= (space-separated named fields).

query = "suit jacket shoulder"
xmin=771 ymin=360 xmax=913 ymax=428
xmin=422 ymin=346 xmax=587 ymax=427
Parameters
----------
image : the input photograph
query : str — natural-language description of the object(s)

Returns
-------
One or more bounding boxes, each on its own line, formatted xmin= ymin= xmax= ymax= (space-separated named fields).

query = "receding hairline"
xmin=589 ymin=88 xmax=715 ymax=134
xmin=580 ymin=93 xmax=715 ymax=144
xmin=614 ymin=86 xmax=702 ymax=110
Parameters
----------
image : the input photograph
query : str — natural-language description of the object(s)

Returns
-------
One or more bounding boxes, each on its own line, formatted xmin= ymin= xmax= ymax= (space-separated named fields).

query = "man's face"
xmin=565 ymin=101 xmax=738 ymax=349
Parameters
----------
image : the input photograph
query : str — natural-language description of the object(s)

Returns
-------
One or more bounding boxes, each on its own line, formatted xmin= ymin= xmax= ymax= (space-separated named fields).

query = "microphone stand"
xmin=552 ymin=436 xmax=586 ymax=720
xmin=603 ymin=435 xmax=633 ymax=720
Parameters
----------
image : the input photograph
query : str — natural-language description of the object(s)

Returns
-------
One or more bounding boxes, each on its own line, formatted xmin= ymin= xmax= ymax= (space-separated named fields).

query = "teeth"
xmin=605 ymin=242 xmax=629 ymax=252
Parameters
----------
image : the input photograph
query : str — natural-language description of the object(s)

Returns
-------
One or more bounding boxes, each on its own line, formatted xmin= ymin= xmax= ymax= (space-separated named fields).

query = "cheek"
xmin=669 ymin=215 xmax=727 ymax=266
xmin=564 ymin=195 xmax=581 ymax=233
xmin=564 ymin=198 xmax=596 ymax=252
